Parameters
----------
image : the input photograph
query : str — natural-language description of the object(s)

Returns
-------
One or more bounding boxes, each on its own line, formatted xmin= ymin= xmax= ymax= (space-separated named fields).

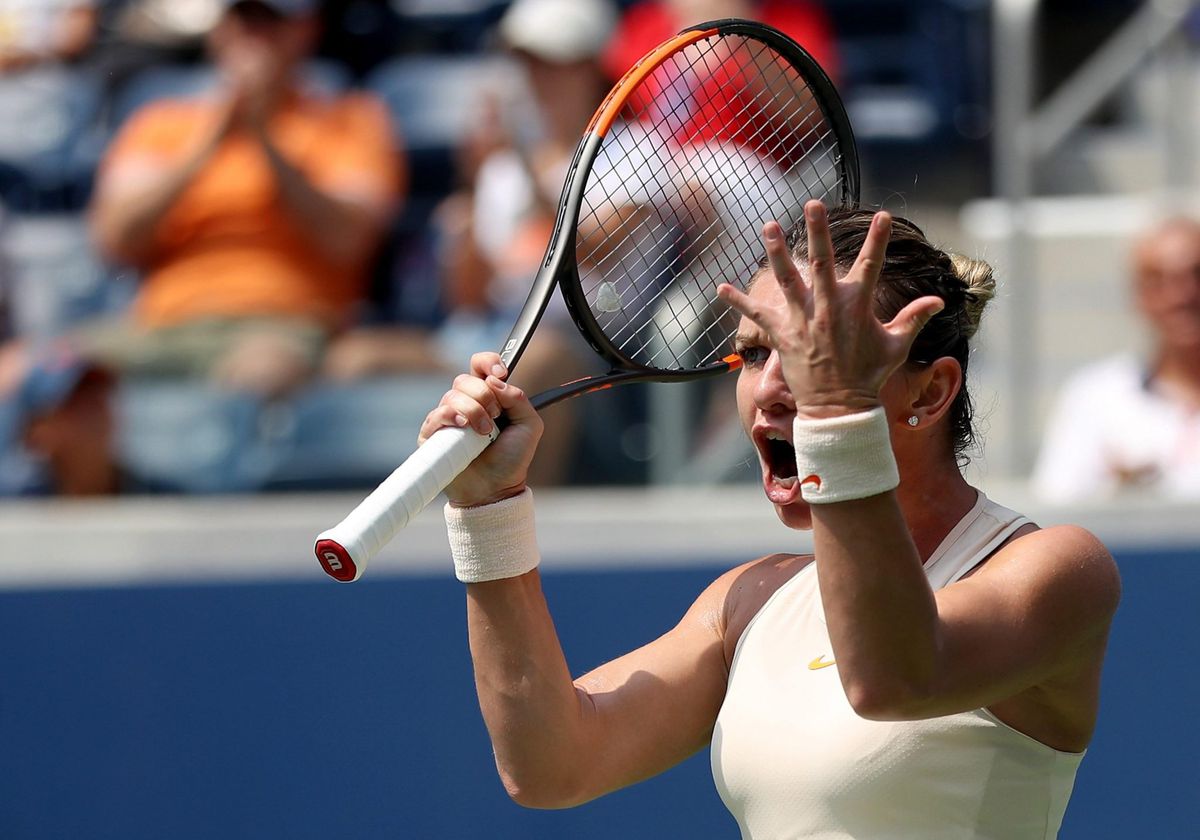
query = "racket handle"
xmin=314 ymin=425 xmax=498 ymax=582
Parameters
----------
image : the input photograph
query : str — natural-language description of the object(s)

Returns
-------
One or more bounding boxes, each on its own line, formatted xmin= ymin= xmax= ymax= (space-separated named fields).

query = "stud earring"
xmin=907 ymin=415 xmax=919 ymax=427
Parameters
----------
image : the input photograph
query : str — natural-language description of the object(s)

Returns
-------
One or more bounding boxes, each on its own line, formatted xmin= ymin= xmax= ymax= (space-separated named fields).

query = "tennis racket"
xmin=315 ymin=18 xmax=859 ymax=582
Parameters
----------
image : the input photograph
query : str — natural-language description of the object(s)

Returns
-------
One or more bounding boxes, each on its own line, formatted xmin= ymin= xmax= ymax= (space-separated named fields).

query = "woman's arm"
xmin=811 ymin=498 xmax=1119 ymax=723
xmin=717 ymin=202 xmax=1120 ymax=737
xmin=466 ymin=565 xmax=733 ymax=808
xmin=423 ymin=352 xmax=733 ymax=808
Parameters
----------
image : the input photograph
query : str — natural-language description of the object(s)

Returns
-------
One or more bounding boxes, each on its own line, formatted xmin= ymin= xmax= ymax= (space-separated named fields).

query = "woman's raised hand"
xmin=419 ymin=351 xmax=544 ymax=507
xmin=717 ymin=201 xmax=944 ymax=419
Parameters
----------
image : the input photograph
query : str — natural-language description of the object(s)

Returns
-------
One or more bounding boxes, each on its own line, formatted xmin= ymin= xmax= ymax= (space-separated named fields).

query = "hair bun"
xmin=949 ymin=254 xmax=995 ymax=339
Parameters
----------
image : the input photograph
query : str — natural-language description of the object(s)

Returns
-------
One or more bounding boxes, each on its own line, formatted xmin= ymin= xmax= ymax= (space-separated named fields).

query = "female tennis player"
xmin=420 ymin=201 xmax=1120 ymax=838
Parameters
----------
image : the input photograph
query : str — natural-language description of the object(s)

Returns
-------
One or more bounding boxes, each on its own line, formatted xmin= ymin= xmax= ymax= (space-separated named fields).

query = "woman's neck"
xmin=895 ymin=466 xmax=979 ymax=563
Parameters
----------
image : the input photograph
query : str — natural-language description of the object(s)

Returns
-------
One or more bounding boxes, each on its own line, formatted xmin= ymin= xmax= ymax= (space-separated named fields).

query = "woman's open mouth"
xmin=754 ymin=426 xmax=801 ymax=505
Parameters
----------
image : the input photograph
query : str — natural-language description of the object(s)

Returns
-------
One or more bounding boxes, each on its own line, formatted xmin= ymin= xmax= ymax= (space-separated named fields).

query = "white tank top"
xmin=711 ymin=493 xmax=1084 ymax=839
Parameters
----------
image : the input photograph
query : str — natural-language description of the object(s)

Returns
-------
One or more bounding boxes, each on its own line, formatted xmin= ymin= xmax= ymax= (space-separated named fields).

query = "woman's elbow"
xmin=842 ymin=677 xmax=933 ymax=722
xmin=497 ymin=765 xmax=593 ymax=810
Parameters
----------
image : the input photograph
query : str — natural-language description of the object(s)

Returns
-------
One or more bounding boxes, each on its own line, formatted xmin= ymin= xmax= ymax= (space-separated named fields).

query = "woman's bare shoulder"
xmin=977 ymin=523 xmax=1121 ymax=628
xmin=694 ymin=553 xmax=815 ymax=668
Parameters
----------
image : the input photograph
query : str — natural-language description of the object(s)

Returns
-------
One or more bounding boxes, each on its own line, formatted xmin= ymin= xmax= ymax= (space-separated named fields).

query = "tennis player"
xmin=420 ymin=201 xmax=1120 ymax=838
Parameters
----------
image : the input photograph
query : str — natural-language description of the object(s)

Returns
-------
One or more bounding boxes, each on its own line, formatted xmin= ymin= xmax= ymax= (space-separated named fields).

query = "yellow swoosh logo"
xmin=808 ymin=655 xmax=836 ymax=670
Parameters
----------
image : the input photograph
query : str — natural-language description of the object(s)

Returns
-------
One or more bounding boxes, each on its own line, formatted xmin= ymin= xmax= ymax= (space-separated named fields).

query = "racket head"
xmin=550 ymin=19 xmax=859 ymax=388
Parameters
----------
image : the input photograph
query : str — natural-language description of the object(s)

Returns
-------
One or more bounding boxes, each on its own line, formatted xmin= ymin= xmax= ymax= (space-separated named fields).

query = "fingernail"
xmin=477 ymin=418 xmax=494 ymax=435
xmin=489 ymin=375 xmax=507 ymax=390
xmin=454 ymin=414 xmax=468 ymax=427
xmin=764 ymin=225 xmax=780 ymax=241
xmin=491 ymin=364 xmax=506 ymax=378
xmin=807 ymin=203 xmax=824 ymax=221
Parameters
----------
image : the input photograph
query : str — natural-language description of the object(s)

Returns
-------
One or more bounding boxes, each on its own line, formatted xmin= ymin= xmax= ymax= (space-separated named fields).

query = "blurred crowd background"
xmin=0 ymin=0 xmax=1196 ymax=502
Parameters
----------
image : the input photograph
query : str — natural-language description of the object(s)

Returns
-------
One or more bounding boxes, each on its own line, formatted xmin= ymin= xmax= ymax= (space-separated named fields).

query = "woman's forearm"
xmin=810 ymin=493 xmax=940 ymax=718
xmin=465 ymin=572 xmax=592 ymax=808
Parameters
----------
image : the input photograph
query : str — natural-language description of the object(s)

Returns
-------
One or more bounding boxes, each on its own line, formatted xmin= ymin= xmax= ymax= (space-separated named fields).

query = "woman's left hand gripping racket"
xmin=315 ymin=18 xmax=859 ymax=581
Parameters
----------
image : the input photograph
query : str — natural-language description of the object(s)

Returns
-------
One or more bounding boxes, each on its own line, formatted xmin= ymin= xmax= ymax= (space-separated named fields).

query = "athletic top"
xmin=711 ymin=492 xmax=1084 ymax=839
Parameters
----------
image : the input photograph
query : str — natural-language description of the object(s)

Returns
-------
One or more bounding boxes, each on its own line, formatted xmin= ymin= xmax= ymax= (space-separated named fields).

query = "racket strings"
xmin=575 ymin=32 xmax=847 ymax=372
xmin=588 ymin=125 xmax=839 ymax=365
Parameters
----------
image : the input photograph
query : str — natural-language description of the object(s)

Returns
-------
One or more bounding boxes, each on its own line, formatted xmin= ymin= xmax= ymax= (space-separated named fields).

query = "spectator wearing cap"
xmin=322 ymin=0 xmax=617 ymax=487
xmin=0 ymin=0 xmax=405 ymax=494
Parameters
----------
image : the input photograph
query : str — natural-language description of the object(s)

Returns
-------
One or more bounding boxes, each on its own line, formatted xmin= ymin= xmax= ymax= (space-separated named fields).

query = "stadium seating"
xmin=0 ymin=66 xmax=105 ymax=212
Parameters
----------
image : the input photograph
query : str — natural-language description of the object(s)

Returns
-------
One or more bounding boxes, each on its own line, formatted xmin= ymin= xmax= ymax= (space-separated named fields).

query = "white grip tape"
xmin=315 ymin=425 xmax=497 ymax=580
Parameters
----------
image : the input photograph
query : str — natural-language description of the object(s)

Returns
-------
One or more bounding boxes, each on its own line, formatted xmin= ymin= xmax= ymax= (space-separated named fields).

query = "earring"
xmin=907 ymin=415 xmax=919 ymax=427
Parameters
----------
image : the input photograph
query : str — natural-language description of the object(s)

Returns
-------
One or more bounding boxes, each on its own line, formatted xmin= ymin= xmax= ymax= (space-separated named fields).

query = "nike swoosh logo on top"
xmin=801 ymin=474 xmax=822 ymax=490
xmin=808 ymin=655 xmax=836 ymax=670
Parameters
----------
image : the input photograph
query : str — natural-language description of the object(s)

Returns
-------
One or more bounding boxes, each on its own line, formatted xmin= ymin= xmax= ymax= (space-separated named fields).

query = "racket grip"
xmin=314 ymin=425 xmax=498 ymax=582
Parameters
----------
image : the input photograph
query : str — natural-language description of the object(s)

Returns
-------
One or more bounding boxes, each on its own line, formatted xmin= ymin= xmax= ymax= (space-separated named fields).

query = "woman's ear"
xmin=905 ymin=357 xmax=962 ymax=427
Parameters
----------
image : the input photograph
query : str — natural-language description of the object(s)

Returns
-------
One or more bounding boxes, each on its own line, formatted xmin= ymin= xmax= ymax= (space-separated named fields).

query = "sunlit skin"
xmin=733 ymin=275 xmax=941 ymax=531
xmin=418 ymin=201 xmax=1120 ymax=810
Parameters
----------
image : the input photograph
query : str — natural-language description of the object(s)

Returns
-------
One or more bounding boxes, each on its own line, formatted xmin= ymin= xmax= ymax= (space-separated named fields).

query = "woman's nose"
xmin=753 ymin=351 xmax=794 ymax=413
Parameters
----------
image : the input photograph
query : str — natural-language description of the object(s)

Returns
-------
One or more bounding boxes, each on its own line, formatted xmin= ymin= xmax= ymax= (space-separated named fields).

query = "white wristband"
xmin=445 ymin=488 xmax=540 ymax=583
xmin=793 ymin=407 xmax=899 ymax=504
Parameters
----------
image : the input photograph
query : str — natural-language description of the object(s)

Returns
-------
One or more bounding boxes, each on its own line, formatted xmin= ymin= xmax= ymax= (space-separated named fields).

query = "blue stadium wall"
xmin=1 ymin=548 xmax=1196 ymax=838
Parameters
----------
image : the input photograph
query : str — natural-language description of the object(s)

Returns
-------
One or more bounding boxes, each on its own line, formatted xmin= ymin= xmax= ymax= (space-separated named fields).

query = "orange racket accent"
xmin=587 ymin=27 xmax=718 ymax=137
xmin=722 ymin=354 xmax=744 ymax=371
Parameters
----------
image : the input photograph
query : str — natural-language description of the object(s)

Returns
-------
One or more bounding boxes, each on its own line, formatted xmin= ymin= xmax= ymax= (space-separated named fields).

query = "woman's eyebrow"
xmin=734 ymin=329 xmax=767 ymax=346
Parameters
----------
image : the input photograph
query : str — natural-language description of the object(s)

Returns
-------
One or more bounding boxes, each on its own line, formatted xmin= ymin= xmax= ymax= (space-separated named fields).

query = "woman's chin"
xmin=772 ymin=498 xmax=813 ymax=530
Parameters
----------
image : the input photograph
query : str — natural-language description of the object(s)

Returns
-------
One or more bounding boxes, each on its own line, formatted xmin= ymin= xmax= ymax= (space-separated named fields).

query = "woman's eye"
xmin=738 ymin=345 xmax=769 ymax=365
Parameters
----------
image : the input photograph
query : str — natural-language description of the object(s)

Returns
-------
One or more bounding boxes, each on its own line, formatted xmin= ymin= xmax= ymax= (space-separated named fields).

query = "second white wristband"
xmin=445 ymin=488 xmax=540 ymax=583
xmin=793 ymin=407 xmax=900 ymax=504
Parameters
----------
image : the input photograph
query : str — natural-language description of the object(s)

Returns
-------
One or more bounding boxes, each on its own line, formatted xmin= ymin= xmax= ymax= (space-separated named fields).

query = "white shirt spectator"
xmin=1032 ymin=353 xmax=1200 ymax=502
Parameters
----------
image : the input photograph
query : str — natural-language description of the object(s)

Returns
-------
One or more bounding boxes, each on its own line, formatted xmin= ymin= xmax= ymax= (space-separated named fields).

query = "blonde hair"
xmin=778 ymin=208 xmax=997 ymax=464
xmin=948 ymin=254 xmax=996 ymax=340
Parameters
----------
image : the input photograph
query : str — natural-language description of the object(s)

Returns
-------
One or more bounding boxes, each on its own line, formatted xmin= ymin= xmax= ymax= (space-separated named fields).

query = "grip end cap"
xmin=315 ymin=538 xmax=360 ymax=583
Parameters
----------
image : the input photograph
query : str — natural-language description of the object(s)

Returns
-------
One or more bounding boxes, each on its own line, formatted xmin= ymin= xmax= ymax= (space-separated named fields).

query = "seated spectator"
xmin=87 ymin=0 xmax=223 ymax=100
xmin=323 ymin=0 xmax=617 ymax=486
xmin=602 ymin=0 xmax=839 ymax=85
xmin=1032 ymin=216 xmax=1200 ymax=502
xmin=603 ymin=1 xmax=839 ymax=171
xmin=0 ymin=0 xmax=404 ymax=494
xmin=0 ymin=0 xmax=98 ymax=74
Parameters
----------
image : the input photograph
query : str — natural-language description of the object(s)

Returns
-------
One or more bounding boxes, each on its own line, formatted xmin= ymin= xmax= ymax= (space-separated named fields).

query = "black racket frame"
xmin=496 ymin=18 xmax=860 ymax=411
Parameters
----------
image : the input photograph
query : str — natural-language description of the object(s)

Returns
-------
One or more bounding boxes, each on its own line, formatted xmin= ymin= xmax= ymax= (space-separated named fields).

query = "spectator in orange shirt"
xmin=89 ymin=0 xmax=402 ymax=392
xmin=0 ymin=0 xmax=404 ymax=493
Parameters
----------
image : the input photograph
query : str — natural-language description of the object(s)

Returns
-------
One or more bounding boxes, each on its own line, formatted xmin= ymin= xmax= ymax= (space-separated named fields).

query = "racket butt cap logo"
xmin=316 ymin=539 xmax=359 ymax=583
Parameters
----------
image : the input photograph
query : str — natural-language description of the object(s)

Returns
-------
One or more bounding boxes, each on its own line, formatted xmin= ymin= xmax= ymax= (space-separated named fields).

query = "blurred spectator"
xmin=1033 ymin=216 xmax=1200 ymax=502
xmin=87 ymin=0 xmax=223 ymax=99
xmin=315 ymin=0 xmax=402 ymax=82
xmin=0 ymin=0 xmax=98 ymax=73
xmin=323 ymin=0 xmax=616 ymax=485
xmin=602 ymin=0 xmax=839 ymax=84
xmin=0 ymin=0 xmax=404 ymax=494
xmin=0 ymin=2 xmax=101 ymax=212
